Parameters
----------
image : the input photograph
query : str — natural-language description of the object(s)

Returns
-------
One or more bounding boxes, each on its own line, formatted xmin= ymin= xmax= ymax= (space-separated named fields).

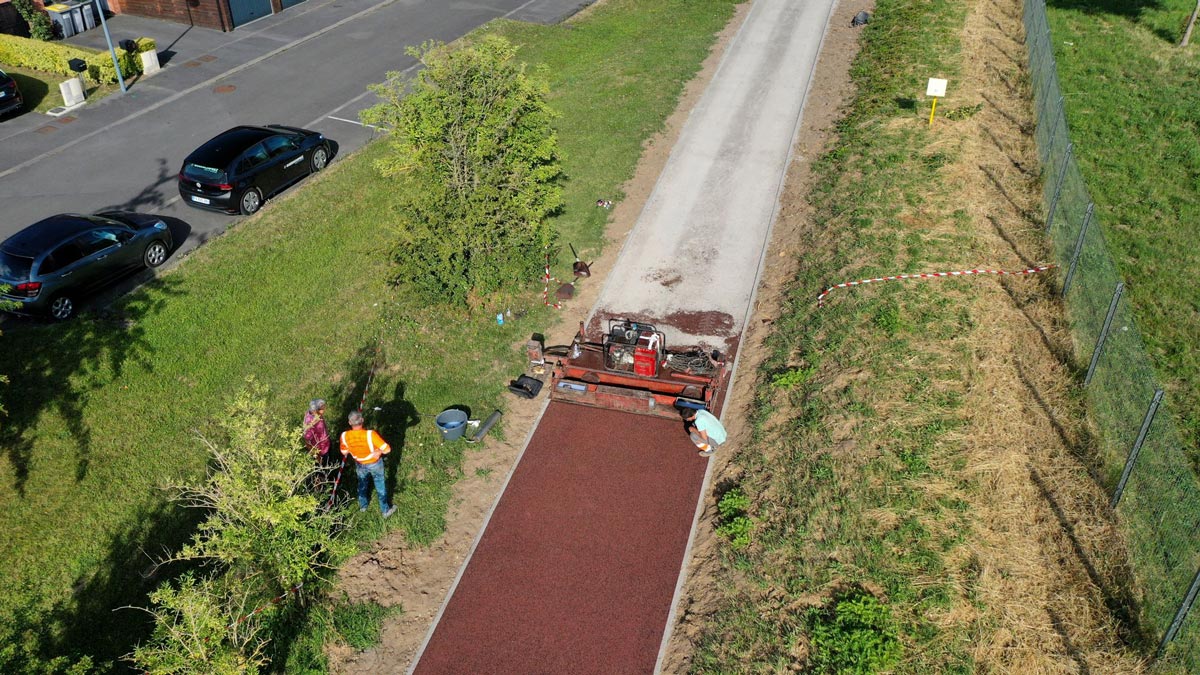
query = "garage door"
xmin=228 ymin=0 xmax=272 ymax=27
xmin=280 ymin=0 xmax=305 ymax=9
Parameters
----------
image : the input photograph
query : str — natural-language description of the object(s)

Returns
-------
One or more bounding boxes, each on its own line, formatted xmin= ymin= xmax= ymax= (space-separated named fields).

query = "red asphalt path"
xmin=413 ymin=401 xmax=708 ymax=674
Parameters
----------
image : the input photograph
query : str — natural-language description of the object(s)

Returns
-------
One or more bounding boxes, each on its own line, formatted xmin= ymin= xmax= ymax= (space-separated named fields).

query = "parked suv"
xmin=0 ymin=68 xmax=23 ymax=117
xmin=0 ymin=212 xmax=173 ymax=320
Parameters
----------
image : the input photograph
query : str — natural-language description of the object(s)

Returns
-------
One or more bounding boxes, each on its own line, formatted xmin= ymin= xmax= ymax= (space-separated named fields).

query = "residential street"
xmin=0 ymin=0 xmax=590 ymax=258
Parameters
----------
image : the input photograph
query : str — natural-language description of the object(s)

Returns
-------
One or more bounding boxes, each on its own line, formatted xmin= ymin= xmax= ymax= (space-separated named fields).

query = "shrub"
xmin=715 ymin=487 xmax=753 ymax=550
xmin=807 ymin=589 xmax=903 ymax=674
xmin=11 ymin=0 xmax=53 ymax=42
xmin=361 ymin=36 xmax=564 ymax=307
xmin=0 ymin=33 xmax=141 ymax=85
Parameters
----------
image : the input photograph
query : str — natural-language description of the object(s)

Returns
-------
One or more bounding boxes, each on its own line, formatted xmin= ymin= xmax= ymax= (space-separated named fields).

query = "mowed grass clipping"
xmin=1046 ymin=0 xmax=1200 ymax=462
xmin=0 ymin=0 xmax=739 ymax=669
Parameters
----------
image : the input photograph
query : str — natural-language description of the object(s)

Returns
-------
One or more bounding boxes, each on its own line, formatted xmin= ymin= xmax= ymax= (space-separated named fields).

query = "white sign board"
xmin=926 ymin=78 xmax=948 ymax=98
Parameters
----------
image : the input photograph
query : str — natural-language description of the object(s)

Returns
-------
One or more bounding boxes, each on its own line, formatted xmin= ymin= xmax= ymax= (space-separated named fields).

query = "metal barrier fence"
xmin=1023 ymin=0 xmax=1200 ymax=667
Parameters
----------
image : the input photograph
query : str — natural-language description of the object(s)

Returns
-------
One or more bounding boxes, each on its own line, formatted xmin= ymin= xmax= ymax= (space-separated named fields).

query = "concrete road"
xmin=0 ymin=0 xmax=591 ymax=259
xmin=591 ymin=0 xmax=836 ymax=354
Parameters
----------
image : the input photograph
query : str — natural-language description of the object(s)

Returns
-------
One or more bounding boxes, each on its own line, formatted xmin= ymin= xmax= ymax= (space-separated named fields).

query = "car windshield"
xmin=182 ymin=163 xmax=227 ymax=184
xmin=0 ymin=250 xmax=33 ymax=280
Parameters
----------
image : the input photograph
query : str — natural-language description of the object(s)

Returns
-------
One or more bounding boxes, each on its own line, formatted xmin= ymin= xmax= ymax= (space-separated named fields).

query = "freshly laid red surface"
xmin=414 ymin=401 xmax=709 ymax=675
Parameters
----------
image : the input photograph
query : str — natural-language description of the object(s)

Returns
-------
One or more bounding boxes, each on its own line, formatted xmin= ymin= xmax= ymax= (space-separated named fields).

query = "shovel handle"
xmin=569 ymin=243 xmax=580 ymax=261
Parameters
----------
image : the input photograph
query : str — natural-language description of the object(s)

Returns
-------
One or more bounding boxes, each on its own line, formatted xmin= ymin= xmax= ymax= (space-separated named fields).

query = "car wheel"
xmin=144 ymin=240 xmax=169 ymax=268
xmin=49 ymin=295 xmax=75 ymax=321
xmin=311 ymin=146 xmax=329 ymax=173
xmin=239 ymin=187 xmax=263 ymax=215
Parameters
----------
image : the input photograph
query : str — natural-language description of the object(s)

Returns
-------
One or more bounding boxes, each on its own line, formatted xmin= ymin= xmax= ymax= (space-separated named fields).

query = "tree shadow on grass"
xmin=0 ymin=498 xmax=203 ymax=673
xmin=0 ymin=275 xmax=185 ymax=495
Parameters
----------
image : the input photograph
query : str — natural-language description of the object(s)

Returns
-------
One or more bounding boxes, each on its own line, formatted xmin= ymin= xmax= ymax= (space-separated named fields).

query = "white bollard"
xmin=59 ymin=78 xmax=85 ymax=107
xmin=140 ymin=49 xmax=161 ymax=76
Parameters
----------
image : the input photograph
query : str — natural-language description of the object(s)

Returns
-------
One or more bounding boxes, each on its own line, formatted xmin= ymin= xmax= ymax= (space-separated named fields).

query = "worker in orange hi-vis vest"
xmin=340 ymin=410 xmax=397 ymax=518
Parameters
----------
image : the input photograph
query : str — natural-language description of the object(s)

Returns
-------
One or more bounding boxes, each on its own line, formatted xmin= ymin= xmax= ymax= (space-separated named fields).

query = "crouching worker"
xmin=681 ymin=406 xmax=726 ymax=457
xmin=340 ymin=410 xmax=397 ymax=518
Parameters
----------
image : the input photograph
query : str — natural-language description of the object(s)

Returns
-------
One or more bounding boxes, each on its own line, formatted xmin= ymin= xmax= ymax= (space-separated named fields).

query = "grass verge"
xmin=1 ymin=63 xmax=117 ymax=114
xmin=0 ymin=0 xmax=739 ymax=670
xmin=1045 ymin=0 xmax=1200 ymax=463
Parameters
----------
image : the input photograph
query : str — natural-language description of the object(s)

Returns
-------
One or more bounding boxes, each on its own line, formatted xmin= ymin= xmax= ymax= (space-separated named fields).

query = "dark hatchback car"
xmin=177 ymin=125 xmax=332 ymax=215
xmin=0 ymin=212 xmax=173 ymax=320
xmin=0 ymin=68 xmax=23 ymax=117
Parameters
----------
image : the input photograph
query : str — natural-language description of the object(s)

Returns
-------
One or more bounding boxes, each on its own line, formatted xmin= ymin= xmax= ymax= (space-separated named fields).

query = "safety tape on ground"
xmin=817 ymin=265 xmax=1057 ymax=308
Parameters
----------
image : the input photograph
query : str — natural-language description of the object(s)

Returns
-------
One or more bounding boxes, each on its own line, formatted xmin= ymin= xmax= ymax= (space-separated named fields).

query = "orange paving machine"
xmin=548 ymin=319 xmax=726 ymax=419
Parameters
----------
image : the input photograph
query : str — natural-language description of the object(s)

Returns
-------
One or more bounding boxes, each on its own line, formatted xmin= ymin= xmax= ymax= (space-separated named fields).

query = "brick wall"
xmin=114 ymin=0 xmax=231 ymax=31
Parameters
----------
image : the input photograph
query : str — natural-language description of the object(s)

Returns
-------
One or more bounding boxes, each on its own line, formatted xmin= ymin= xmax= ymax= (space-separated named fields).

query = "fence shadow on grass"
xmin=0 ymin=276 xmax=184 ymax=495
xmin=1046 ymin=0 xmax=1162 ymax=19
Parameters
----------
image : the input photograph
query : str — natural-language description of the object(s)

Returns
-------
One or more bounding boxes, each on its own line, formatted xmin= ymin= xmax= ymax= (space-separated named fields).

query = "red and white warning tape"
xmin=817 ymin=265 xmax=1056 ymax=307
xmin=542 ymin=254 xmax=562 ymax=309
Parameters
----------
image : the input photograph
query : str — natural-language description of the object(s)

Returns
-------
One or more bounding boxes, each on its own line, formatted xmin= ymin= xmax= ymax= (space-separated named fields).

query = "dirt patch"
xmin=659 ymin=0 xmax=871 ymax=670
xmin=328 ymin=3 xmax=753 ymax=672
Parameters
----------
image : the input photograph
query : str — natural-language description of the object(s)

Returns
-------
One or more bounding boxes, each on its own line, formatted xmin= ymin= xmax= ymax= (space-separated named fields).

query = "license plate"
xmin=191 ymin=196 xmax=211 ymax=205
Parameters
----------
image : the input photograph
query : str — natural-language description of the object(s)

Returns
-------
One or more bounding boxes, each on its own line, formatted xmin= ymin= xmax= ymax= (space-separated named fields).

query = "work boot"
xmin=383 ymin=505 xmax=397 ymax=518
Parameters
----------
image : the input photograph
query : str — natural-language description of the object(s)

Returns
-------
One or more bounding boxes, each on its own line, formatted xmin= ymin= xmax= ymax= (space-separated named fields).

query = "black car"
xmin=0 ymin=68 xmax=23 ymax=117
xmin=0 ymin=212 xmax=173 ymax=320
xmin=177 ymin=125 xmax=332 ymax=215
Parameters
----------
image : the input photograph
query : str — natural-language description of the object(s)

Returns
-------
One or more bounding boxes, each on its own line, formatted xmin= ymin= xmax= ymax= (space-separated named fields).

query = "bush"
xmin=715 ymin=487 xmax=753 ymax=550
xmin=0 ymin=33 xmax=143 ymax=85
xmin=11 ymin=0 xmax=53 ymax=42
xmin=362 ymin=36 xmax=564 ymax=307
xmin=807 ymin=589 xmax=903 ymax=674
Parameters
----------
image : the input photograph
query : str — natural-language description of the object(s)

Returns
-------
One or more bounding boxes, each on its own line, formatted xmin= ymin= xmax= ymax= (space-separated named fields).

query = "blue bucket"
xmin=435 ymin=409 xmax=469 ymax=442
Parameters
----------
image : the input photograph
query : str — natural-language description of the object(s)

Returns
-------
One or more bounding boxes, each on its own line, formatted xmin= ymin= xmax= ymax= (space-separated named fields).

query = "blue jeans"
xmin=356 ymin=459 xmax=389 ymax=511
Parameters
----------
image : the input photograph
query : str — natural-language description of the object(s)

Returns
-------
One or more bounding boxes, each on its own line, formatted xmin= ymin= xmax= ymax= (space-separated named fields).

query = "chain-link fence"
xmin=1023 ymin=0 xmax=1200 ymax=668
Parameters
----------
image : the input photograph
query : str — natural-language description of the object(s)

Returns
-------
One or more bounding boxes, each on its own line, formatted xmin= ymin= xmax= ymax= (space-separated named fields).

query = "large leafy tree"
xmin=362 ymin=36 xmax=564 ymax=307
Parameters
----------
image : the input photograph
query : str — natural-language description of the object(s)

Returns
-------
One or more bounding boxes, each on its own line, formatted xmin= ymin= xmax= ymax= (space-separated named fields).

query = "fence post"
xmin=1111 ymin=388 xmax=1163 ymax=508
xmin=1156 ymin=565 xmax=1200 ymax=660
xmin=1045 ymin=143 xmax=1073 ymax=234
xmin=1047 ymin=96 xmax=1065 ymax=147
xmin=1085 ymin=281 xmax=1124 ymax=386
xmin=1061 ymin=202 xmax=1093 ymax=296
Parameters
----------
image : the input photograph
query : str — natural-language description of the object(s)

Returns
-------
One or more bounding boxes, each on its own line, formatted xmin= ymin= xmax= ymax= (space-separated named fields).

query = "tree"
xmin=130 ymin=381 xmax=352 ymax=672
xmin=12 ymin=0 xmax=55 ymax=41
xmin=169 ymin=380 xmax=351 ymax=594
xmin=361 ymin=36 xmax=564 ymax=307
xmin=129 ymin=574 xmax=267 ymax=675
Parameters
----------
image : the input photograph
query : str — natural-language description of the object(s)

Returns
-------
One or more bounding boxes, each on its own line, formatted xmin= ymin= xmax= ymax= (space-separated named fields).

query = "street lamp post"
xmin=92 ymin=0 xmax=127 ymax=93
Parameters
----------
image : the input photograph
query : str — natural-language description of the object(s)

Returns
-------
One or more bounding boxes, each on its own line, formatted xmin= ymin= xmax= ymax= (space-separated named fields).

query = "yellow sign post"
xmin=926 ymin=78 xmax=948 ymax=126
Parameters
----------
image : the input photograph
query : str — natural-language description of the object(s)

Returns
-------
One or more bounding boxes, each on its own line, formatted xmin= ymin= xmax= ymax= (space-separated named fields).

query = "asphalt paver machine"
xmin=549 ymin=319 xmax=726 ymax=419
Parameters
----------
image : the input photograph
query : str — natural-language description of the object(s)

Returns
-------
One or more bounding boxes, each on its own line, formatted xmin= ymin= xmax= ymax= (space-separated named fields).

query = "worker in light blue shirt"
xmin=681 ymin=407 xmax=726 ymax=457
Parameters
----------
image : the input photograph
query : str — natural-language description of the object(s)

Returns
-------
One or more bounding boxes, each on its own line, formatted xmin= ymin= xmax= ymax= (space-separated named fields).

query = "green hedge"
xmin=0 ymin=34 xmax=155 ymax=84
